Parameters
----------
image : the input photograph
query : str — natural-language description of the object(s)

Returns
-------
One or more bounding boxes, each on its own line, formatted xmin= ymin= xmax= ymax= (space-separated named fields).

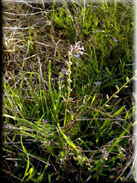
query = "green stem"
xmin=64 ymin=53 xmax=71 ymax=126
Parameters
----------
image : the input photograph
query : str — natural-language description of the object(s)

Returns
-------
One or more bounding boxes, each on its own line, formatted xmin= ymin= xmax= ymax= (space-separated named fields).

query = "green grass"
xmin=2 ymin=0 xmax=135 ymax=182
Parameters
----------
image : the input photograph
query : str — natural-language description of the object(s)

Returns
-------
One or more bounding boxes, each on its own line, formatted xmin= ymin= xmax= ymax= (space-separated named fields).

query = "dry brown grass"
xmin=3 ymin=2 xmax=69 ymax=93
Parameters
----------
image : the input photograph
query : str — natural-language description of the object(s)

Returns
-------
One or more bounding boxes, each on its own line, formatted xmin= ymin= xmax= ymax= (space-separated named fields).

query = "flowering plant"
xmin=58 ymin=42 xmax=84 ymax=126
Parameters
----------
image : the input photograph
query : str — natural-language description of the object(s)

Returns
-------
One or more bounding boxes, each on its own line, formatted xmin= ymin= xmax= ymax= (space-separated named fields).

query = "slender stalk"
xmin=64 ymin=51 xmax=72 ymax=126
xmin=63 ymin=43 xmax=84 ymax=126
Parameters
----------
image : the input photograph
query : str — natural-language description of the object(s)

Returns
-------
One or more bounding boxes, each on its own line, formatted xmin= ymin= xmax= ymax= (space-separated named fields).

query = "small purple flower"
xmin=42 ymin=119 xmax=48 ymax=123
xmin=94 ymin=81 xmax=101 ymax=87
xmin=70 ymin=42 xmax=84 ymax=58
xmin=77 ymin=53 xmax=80 ymax=58
xmin=61 ymin=68 xmax=68 ymax=75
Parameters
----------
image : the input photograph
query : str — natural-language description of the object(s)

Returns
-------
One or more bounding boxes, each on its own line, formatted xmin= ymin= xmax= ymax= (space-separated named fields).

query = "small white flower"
xmin=68 ymin=62 xmax=72 ymax=65
xmin=67 ymin=70 xmax=71 ymax=74
xmin=67 ymin=78 xmax=72 ymax=83
xmin=68 ymin=51 xmax=72 ymax=56
xmin=102 ymin=148 xmax=109 ymax=161
xmin=65 ymin=61 xmax=69 ymax=66
xmin=70 ymin=45 xmax=73 ymax=52
xmin=106 ymin=94 xmax=109 ymax=100
xmin=81 ymin=46 xmax=84 ymax=51
xmin=67 ymin=86 xmax=72 ymax=91
xmin=114 ymin=95 xmax=119 ymax=98
xmin=115 ymin=85 xmax=119 ymax=90
xmin=113 ymin=37 xmax=118 ymax=43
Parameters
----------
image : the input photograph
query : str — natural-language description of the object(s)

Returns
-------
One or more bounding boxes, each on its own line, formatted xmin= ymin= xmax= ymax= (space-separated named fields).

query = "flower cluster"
xmin=102 ymin=148 xmax=109 ymax=161
xmin=69 ymin=41 xmax=84 ymax=58
xmin=67 ymin=42 xmax=84 ymax=91
xmin=58 ymin=42 xmax=84 ymax=93
xmin=58 ymin=68 xmax=68 ymax=90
